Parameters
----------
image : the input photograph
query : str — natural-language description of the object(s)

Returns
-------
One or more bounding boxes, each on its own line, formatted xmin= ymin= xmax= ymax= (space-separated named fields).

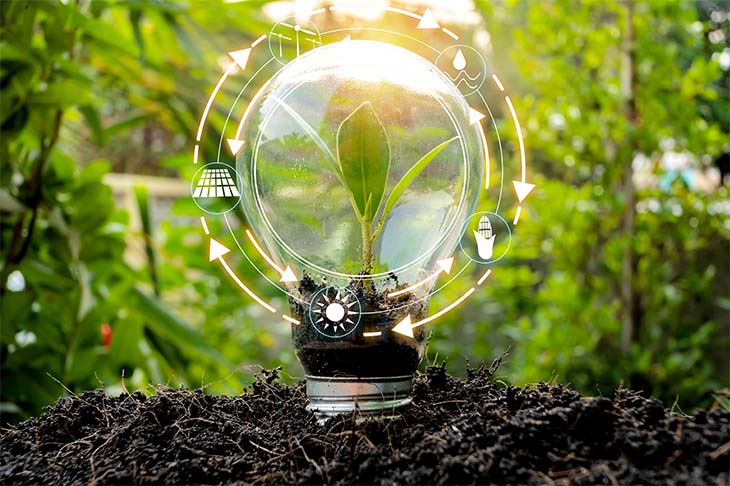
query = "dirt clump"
xmin=1 ymin=365 xmax=728 ymax=485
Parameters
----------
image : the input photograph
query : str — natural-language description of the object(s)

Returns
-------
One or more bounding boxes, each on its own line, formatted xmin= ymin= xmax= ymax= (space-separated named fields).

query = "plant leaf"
xmin=378 ymin=136 xmax=458 ymax=230
xmin=336 ymin=102 xmax=390 ymax=221
xmin=79 ymin=105 xmax=104 ymax=146
xmin=0 ymin=189 xmax=27 ymax=213
xmin=130 ymin=287 xmax=230 ymax=367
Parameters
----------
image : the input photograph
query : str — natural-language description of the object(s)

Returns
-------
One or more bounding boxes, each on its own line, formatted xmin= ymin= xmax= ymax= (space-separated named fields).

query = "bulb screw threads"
xmin=305 ymin=374 xmax=413 ymax=421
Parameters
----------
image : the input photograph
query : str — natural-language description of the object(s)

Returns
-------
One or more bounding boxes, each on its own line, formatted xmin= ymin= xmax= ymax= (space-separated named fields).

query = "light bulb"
xmin=237 ymin=40 xmax=483 ymax=418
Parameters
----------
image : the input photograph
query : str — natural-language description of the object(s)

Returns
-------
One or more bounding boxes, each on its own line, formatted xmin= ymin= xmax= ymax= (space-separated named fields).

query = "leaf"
xmin=28 ymin=79 xmax=91 ymax=107
xmin=0 ymin=402 xmax=22 ymax=415
xmin=78 ymin=105 xmax=104 ymax=146
xmin=336 ymin=102 xmax=390 ymax=221
xmin=104 ymin=113 xmax=152 ymax=137
xmin=0 ymin=189 xmax=27 ymax=213
xmin=129 ymin=9 xmax=146 ymax=63
xmin=64 ymin=6 xmax=140 ymax=59
xmin=130 ymin=287 xmax=229 ymax=367
xmin=1 ymin=102 xmax=28 ymax=132
xmin=375 ymin=136 xmax=458 ymax=237
xmin=134 ymin=185 xmax=160 ymax=295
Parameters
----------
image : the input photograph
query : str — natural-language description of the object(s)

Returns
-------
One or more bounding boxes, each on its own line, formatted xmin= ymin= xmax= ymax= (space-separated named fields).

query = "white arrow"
xmin=512 ymin=180 xmax=536 ymax=203
xmin=417 ymin=8 xmax=440 ymax=29
xmin=279 ymin=265 xmax=298 ymax=283
xmin=435 ymin=256 xmax=454 ymax=274
xmin=228 ymin=48 xmax=251 ymax=70
xmin=342 ymin=34 xmax=352 ymax=43
xmin=469 ymin=107 xmax=486 ymax=126
xmin=392 ymin=315 xmax=414 ymax=338
xmin=209 ymin=238 xmax=231 ymax=261
xmin=226 ymin=139 xmax=244 ymax=156
xmin=387 ymin=257 xmax=454 ymax=299
xmin=244 ymin=229 xmax=298 ymax=284
xmin=208 ymin=237 xmax=276 ymax=313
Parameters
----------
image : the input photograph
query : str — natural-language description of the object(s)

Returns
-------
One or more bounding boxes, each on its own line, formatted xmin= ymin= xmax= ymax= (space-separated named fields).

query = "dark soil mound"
xmin=1 ymin=365 xmax=728 ymax=485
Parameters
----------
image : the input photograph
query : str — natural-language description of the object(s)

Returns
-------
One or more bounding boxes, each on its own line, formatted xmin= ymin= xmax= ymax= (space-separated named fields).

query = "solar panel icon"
xmin=193 ymin=168 xmax=240 ymax=199
xmin=190 ymin=163 xmax=242 ymax=215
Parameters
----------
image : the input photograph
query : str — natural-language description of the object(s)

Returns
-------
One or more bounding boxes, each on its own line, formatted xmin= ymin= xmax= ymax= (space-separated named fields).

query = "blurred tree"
xmin=442 ymin=0 xmax=729 ymax=406
xmin=1 ymin=0 xmax=727 ymax=426
xmin=0 ymin=0 xmax=278 ymax=424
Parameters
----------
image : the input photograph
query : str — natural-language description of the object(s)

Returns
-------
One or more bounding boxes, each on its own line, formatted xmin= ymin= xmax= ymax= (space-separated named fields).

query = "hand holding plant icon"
xmin=335 ymin=102 xmax=457 ymax=273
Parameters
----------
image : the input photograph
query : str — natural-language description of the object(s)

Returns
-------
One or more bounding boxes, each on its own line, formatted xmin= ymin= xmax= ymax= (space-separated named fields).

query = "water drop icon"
xmin=452 ymin=49 xmax=467 ymax=71
xmin=437 ymin=45 xmax=486 ymax=95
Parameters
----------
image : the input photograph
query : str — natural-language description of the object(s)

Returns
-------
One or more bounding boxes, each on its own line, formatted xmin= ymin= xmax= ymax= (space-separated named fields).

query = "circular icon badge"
xmin=308 ymin=287 xmax=362 ymax=338
xmin=191 ymin=162 xmax=243 ymax=215
xmin=459 ymin=212 xmax=512 ymax=264
xmin=436 ymin=45 xmax=488 ymax=96
xmin=269 ymin=17 xmax=322 ymax=64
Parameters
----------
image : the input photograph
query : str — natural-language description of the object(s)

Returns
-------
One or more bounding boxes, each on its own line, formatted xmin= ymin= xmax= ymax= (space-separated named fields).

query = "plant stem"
xmin=361 ymin=217 xmax=373 ymax=274
xmin=0 ymin=108 xmax=64 ymax=295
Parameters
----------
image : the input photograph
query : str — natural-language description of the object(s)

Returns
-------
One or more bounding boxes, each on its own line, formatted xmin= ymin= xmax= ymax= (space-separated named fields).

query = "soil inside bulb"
xmin=289 ymin=274 xmax=428 ymax=377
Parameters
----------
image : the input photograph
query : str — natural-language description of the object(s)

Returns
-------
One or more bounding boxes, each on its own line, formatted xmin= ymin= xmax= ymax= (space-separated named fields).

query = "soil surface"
xmin=1 ymin=363 xmax=728 ymax=485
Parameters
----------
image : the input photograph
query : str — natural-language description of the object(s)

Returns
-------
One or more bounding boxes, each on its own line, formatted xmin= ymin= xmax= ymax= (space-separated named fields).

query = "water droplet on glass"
xmin=452 ymin=49 xmax=467 ymax=70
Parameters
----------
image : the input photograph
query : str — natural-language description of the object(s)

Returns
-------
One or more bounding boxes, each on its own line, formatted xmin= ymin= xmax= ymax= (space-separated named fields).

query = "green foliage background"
xmin=1 ymin=0 xmax=728 ymax=424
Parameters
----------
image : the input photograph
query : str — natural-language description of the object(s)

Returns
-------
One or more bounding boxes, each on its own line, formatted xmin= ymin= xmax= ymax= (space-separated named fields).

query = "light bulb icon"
xmin=474 ymin=215 xmax=496 ymax=260
xmin=236 ymin=40 xmax=484 ymax=419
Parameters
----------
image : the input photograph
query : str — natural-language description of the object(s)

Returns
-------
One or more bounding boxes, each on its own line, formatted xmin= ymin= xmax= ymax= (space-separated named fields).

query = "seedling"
xmin=274 ymin=95 xmax=458 ymax=275
xmin=336 ymin=102 xmax=457 ymax=273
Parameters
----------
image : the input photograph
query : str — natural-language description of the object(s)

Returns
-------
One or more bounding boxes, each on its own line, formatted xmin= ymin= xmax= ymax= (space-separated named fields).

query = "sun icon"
xmin=309 ymin=288 xmax=361 ymax=338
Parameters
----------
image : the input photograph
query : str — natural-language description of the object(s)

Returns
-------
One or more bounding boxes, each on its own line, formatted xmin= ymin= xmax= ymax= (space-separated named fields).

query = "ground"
xmin=1 ymin=363 xmax=728 ymax=485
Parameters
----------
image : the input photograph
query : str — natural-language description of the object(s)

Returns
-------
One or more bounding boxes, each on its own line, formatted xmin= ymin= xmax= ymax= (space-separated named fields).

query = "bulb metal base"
xmin=305 ymin=374 xmax=413 ymax=421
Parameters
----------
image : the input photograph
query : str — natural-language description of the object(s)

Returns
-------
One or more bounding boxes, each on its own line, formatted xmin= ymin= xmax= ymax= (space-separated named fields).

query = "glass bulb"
xmin=237 ymin=41 xmax=483 ymax=418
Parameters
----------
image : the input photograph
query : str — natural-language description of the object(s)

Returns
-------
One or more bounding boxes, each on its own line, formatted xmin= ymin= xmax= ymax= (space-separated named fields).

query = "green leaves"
xmin=130 ymin=288 xmax=229 ymax=367
xmin=336 ymin=102 xmax=390 ymax=221
xmin=375 ymin=136 xmax=457 ymax=238
xmin=334 ymin=102 xmax=456 ymax=271
xmin=0 ymin=0 xmax=304 ymax=426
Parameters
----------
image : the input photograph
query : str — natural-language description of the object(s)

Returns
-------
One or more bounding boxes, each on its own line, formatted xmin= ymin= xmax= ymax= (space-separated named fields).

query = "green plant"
xmin=1 ymin=0 xmax=726 ymax=426
xmin=441 ymin=0 xmax=730 ymax=407
xmin=0 ymin=0 xmax=270 ymax=424
xmin=335 ymin=102 xmax=456 ymax=273
xmin=270 ymin=97 xmax=456 ymax=275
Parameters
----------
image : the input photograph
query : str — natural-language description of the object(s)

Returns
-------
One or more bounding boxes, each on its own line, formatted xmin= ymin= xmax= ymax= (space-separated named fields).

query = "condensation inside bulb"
xmin=238 ymin=41 xmax=483 ymax=288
